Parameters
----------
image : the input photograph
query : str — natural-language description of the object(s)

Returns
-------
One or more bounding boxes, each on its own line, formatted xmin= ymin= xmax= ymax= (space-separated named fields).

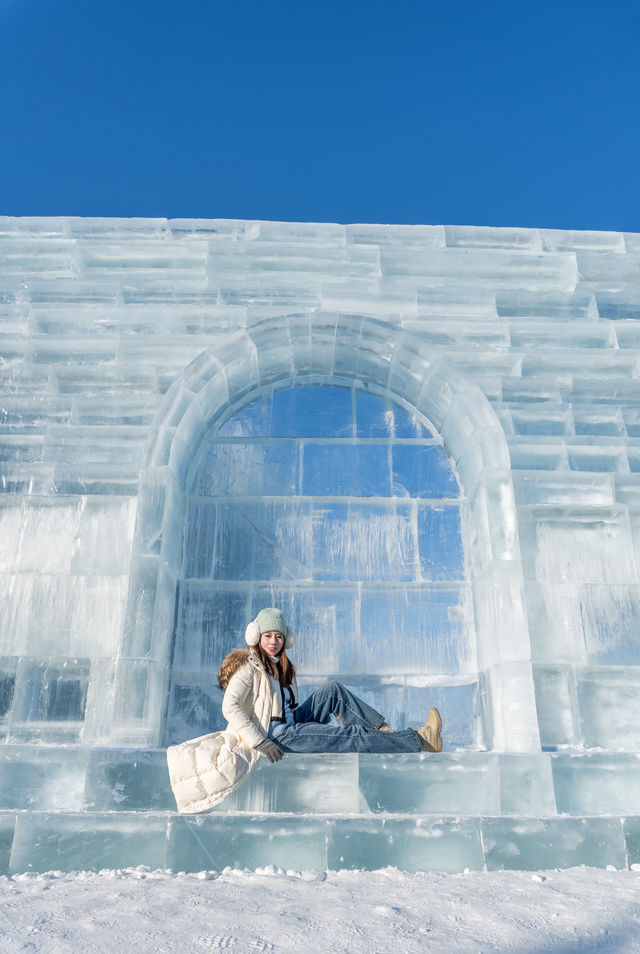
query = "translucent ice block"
xmin=70 ymin=497 xmax=136 ymax=576
xmin=416 ymin=286 xmax=497 ymax=318
xmin=577 ymin=250 xmax=640 ymax=282
xmin=360 ymin=584 xmax=475 ymax=675
xmin=0 ymin=236 xmax=74 ymax=277
xmin=445 ymin=225 xmax=542 ymax=250
xmin=195 ymin=500 xmax=314 ymax=582
xmin=172 ymin=581 xmax=249 ymax=670
xmin=210 ymin=753 xmax=360 ymax=813
xmin=541 ymin=228 xmax=625 ymax=252
xmin=18 ymin=499 xmax=81 ymax=573
xmin=327 ymin=817 xmax=484 ymax=873
xmin=0 ymin=502 xmax=25 ymax=574
xmin=485 ymin=663 xmax=541 ymax=753
xmin=483 ymin=817 xmax=627 ymax=871
xmin=84 ymin=748 xmax=174 ymax=811
xmin=121 ymin=556 xmax=163 ymax=657
xmin=167 ymin=815 xmax=328 ymax=873
xmin=303 ymin=444 xmax=391 ymax=497
xmin=358 ymin=753 xmax=499 ymax=814
xmin=417 ymin=505 xmax=464 ymax=580
xmin=347 ymin=223 xmax=444 ymax=247
xmin=552 ymin=753 xmax=640 ymax=814
xmin=67 ymin=216 xmax=169 ymax=238
xmin=0 ymin=215 xmax=67 ymax=236
xmin=512 ymin=472 xmax=614 ymax=507
xmin=354 ymin=390 xmax=431 ymax=438
xmin=0 ymin=745 xmax=88 ymax=810
xmin=577 ymin=668 xmax=640 ymax=750
xmin=532 ymin=509 xmax=639 ymax=584
xmin=0 ymin=815 xmax=15 ymax=873
xmin=392 ymin=443 xmax=459 ymax=498
xmin=9 ymin=812 xmax=169 ymax=874
xmin=623 ymin=817 xmax=640 ymax=866
xmin=12 ymin=657 xmax=90 ymax=729
xmin=498 ymin=754 xmax=556 ymax=815
xmin=311 ymin=501 xmax=417 ymax=582
xmin=568 ymin=445 xmax=628 ymax=473
xmin=510 ymin=406 xmax=571 ymax=436
xmin=578 ymin=584 xmax=640 ymax=665
xmin=533 ymin=665 xmax=580 ymax=746
xmin=276 ymin=387 xmax=354 ymax=438
xmin=75 ymin=240 xmax=207 ymax=279
xmin=165 ymin=671 xmax=225 ymax=744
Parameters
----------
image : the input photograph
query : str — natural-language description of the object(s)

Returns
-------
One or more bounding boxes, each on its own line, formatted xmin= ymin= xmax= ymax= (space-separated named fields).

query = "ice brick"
xmin=552 ymin=754 xmax=640 ymax=815
xmin=483 ymin=817 xmax=627 ymax=870
xmin=165 ymin=672 xmax=225 ymax=745
xmin=167 ymin=815 xmax=328 ymax=872
xmin=0 ymin=746 xmax=88 ymax=810
xmin=197 ymin=441 xmax=298 ymax=496
xmin=533 ymin=665 xmax=580 ymax=745
xmin=328 ymin=817 xmax=484 ymax=873
xmin=193 ymin=500 xmax=313 ymax=581
xmin=623 ymin=817 xmax=640 ymax=867
xmin=392 ymin=443 xmax=459 ymax=498
xmin=577 ymin=669 xmax=640 ymax=750
xmin=358 ymin=753 xmax=499 ymax=814
xmin=9 ymin=812 xmax=168 ymax=873
xmin=355 ymin=390 xmax=431 ymax=437
xmin=0 ymin=814 xmax=15 ymax=873
xmin=311 ymin=502 xmax=417 ymax=582
xmin=84 ymin=748 xmax=174 ymax=811
xmin=210 ymin=753 xmax=360 ymax=813
xmin=417 ymin=505 xmax=464 ymax=580
xmin=303 ymin=443 xmax=391 ymax=496
xmin=360 ymin=585 xmax=475 ymax=675
xmin=498 ymin=755 xmax=556 ymax=815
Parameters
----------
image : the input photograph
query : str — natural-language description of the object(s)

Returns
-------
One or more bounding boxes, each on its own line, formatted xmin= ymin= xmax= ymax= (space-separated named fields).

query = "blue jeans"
xmin=268 ymin=681 xmax=421 ymax=754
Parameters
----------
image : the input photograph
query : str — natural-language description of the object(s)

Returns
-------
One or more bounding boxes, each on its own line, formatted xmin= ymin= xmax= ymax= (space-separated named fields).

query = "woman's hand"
xmin=255 ymin=739 xmax=284 ymax=763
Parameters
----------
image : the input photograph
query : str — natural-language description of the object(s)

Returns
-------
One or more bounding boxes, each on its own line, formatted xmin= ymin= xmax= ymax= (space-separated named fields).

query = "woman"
xmin=220 ymin=607 xmax=442 ymax=762
xmin=168 ymin=607 xmax=443 ymax=814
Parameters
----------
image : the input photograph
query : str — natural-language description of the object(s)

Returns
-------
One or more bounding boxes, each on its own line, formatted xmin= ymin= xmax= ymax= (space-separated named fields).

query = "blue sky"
xmin=1 ymin=0 xmax=639 ymax=230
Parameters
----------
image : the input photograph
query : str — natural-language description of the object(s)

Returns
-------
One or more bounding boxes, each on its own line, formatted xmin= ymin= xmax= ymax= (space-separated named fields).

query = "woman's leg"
xmin=294 ymin=682 xmax=387 ymax=730
xmin=270 ymin=720 xmax=422 ymax=754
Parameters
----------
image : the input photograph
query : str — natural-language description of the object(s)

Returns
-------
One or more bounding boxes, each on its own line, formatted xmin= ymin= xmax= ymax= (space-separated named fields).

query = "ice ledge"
xmin=2 ymin=810 xmax=638 ymax=874
xmin=6 ymin=746 xmax=640 ymax=818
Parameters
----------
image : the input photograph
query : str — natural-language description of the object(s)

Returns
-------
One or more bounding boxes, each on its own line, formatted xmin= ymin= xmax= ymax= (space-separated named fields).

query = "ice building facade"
xmin=1 ymin=217 xmax=640 ymax=873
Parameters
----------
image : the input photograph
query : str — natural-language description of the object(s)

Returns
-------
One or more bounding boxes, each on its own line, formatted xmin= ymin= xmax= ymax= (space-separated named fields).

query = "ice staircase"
xmin=3 ymin=746 xmax=640 ymax=873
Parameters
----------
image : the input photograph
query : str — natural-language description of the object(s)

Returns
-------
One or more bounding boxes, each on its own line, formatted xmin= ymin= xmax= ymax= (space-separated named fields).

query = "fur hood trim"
xmin=218 ymin=649 xmax=251 ymax=690
xmin=218 ymin=648 xmax=270 ymax=689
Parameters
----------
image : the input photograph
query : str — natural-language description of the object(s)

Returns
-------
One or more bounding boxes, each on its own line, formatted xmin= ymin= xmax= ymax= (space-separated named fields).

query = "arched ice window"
xmin=165 ymin=384 xmax=482 ymax=749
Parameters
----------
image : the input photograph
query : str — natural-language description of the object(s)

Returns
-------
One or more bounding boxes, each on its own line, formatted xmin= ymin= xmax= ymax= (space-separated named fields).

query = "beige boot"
xmin=416 ymin=708 xmax=442 ymax=752
xmin=379 ymin=722 xmax=394 ymax=732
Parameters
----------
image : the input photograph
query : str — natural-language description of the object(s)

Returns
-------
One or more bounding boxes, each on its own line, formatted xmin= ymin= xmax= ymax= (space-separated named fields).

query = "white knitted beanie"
xmin=245 ymin=607 xmax=294 ymax=649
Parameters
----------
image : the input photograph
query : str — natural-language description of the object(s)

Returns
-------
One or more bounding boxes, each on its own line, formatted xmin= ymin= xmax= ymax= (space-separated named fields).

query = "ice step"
xmin=2 ymin=811 xmax=637 ymax=874
xmin=2 ymin=745 xmax=639 ymax=825
xmin=0 ymin=747 xmax=559 ymax=815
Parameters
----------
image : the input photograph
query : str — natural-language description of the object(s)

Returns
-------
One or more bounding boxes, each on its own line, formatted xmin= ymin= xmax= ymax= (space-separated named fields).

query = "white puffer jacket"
xmin=166 ymin=649 xmax=298 ymax=814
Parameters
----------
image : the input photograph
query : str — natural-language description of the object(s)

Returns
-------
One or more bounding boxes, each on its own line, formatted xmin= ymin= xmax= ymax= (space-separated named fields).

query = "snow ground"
xmin=1 ymin=866 xmax=639 ymax=953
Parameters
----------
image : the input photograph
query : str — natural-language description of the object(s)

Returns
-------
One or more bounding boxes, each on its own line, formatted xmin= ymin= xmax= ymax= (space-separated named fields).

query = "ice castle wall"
xmin=1 ymin=217 xmax=640 ymax=871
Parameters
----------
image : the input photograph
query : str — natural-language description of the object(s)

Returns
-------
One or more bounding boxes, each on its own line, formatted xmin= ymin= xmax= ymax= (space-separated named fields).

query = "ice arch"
xmin=166 ymin=383 xmax=470 ymax=746
xmin=113 ymin=315 xmax=540 ymax=753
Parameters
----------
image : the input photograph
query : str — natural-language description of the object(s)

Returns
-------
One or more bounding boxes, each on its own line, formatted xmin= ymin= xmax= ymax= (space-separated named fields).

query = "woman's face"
xmin=260 ymin=630 xmax=285 ymax=655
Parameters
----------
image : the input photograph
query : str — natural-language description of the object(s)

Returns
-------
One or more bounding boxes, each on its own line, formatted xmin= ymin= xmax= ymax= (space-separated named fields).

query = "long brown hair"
xmin=252 ymin=641 xmax=296 ymax=689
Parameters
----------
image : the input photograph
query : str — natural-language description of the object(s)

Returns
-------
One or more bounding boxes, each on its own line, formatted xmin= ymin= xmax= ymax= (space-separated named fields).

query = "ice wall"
xmin=1 ymin=217 xmax=640 ymax=872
